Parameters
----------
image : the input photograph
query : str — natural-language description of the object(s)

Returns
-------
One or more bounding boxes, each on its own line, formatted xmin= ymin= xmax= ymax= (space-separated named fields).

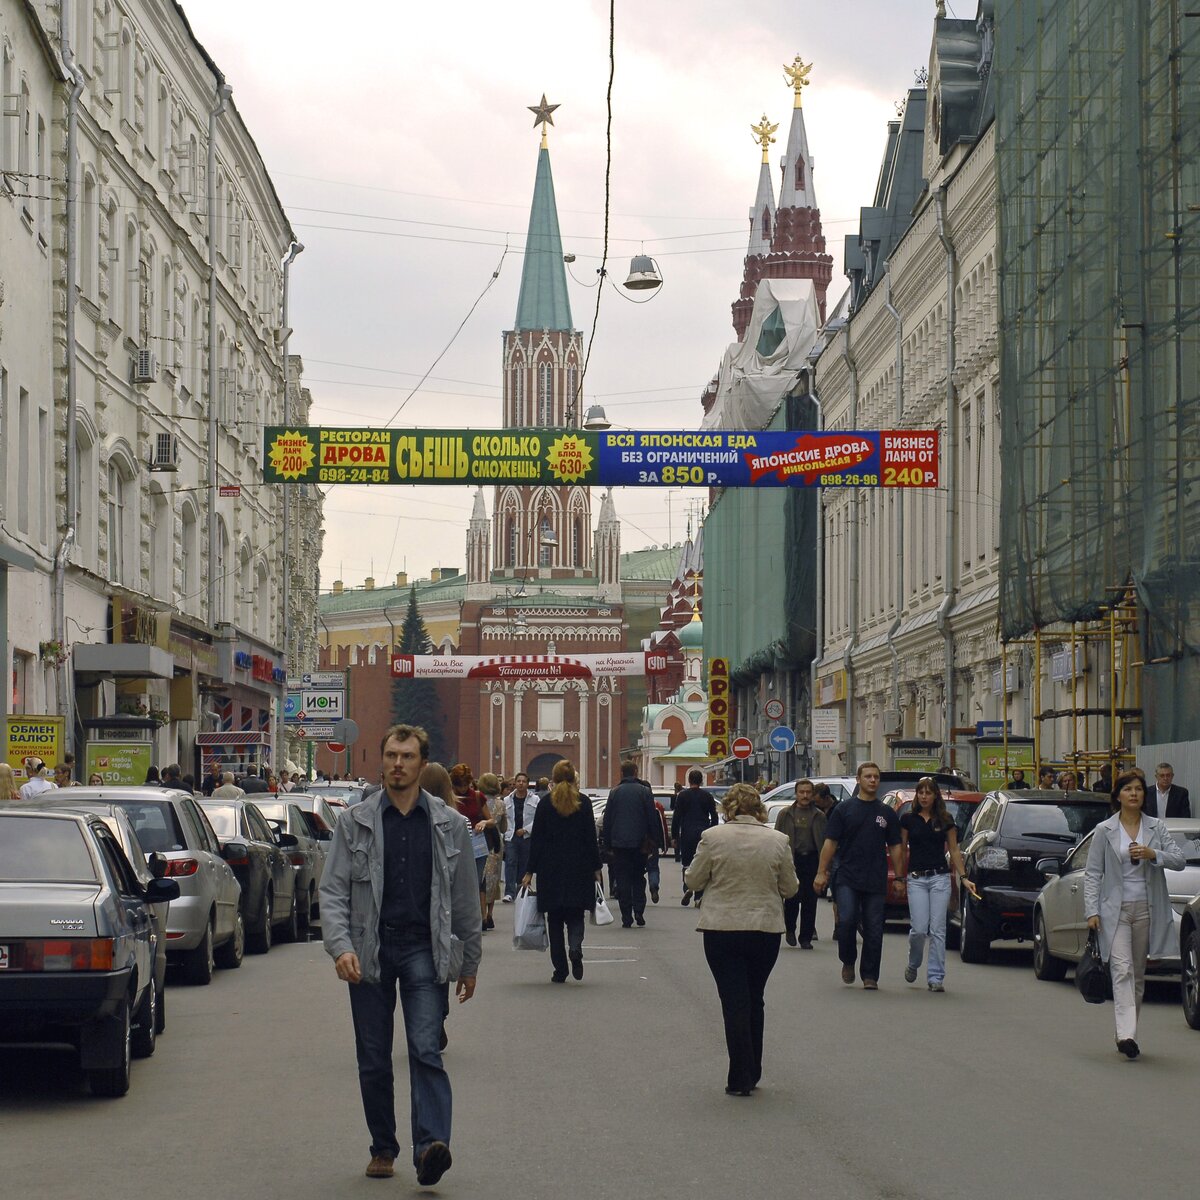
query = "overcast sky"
xmin=185 ymin=0 xmax=940 ymax=590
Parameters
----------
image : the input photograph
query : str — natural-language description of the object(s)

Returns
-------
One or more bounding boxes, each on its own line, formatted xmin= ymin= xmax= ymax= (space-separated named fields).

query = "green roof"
xmin=619 ymin=546 xmax=680 ymax=581
xmin=319 ymin=575 xmax=465 ymax=615
xmin=514 ymin=147 xmax=572 ymax=331
xmin=655 ymin=736 xmax=718 ymax=762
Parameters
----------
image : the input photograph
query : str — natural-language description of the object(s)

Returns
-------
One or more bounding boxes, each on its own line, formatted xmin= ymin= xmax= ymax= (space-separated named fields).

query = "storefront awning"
xmin=73 ymin=643 xmax=174 ymax=679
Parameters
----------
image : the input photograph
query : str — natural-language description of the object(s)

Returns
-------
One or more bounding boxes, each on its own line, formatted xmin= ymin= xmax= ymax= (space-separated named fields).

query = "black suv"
xmin=953 ymin=789 xmax=1109 ymax=963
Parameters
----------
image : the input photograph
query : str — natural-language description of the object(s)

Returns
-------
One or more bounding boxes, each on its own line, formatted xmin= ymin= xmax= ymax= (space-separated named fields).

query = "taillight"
xmin=288 ymin=852 xmax=306 ymax=866
xmin=165 ymin=858 xmax=199 ymax=877
xmin=9 ymin=938 xmax=114 ymax=971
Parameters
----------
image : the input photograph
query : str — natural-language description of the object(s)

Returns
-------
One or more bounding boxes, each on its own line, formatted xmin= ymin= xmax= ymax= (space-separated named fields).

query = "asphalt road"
xmin=2 ymin=893 xmax=1196 ymax=1199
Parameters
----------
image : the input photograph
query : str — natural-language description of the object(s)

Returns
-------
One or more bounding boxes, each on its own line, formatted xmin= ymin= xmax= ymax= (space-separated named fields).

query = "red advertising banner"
xmin=390 ymin=652 xmax=667 ymax=680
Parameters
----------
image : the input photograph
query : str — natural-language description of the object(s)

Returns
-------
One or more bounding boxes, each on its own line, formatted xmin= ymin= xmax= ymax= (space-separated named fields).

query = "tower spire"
xmin=732 ymin=116 xmax=779 ymax=339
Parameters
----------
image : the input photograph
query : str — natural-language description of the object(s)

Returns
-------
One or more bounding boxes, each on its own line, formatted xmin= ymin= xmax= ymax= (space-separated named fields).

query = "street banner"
xmin=708 ymin=658 xmax=730 ymax=758
xmin=263 ymin=427 xmax=939 ymax=489
xmin=4 ymin=715 xmax=66 ymax=776
xmin=390 ymin=652 xmax=667 ymax=679
xmin=812 ymin=709 xmax=841 ymax=748
xmin=978 ymin=742 xmax=1036 ymax=792
xmin=85 ymin=743 xmax=153 ymax=786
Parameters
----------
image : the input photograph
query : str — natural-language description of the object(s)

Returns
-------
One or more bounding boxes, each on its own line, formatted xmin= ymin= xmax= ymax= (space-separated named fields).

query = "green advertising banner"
xmin=893 ymin=755 xmax=942 ymax=773
xmin=261 ymin=426 xmax=941 ymax=489
xmin=85 ymin=742 xmax=153 ymax=786
xmin=977 ymin=742 xmax=1035 ymax=793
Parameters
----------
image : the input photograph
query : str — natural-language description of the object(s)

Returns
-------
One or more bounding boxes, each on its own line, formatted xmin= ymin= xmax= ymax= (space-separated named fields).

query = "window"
xmin=106 ymin=457 xmax=131 ymax=584
xmin=75 ymin=423 xmax=97 ymax=567
xmin=17 ymin=80 xmax=30 ymax=180
xmin=506 ymin=515 xmax=517 ymax=566
xmin=572 ymin=516 xmax=583 ymax=566
xmin=565 ymin=365 xmax=578 ymax=420
xmin=156 ymin=80 xmax=169 ymax=163
xmin=190 ymin=295 xmax=202 ymax=398
xmin=537 ymin=697 xmax=564 ymax=738
xmin=1 ymin=47 xmax=13 ymax=172
xmin=537 ymin=362 xmax=553 ymax=425
xmin=17 ymin=386 xmax=29 ymax=533
xmin=149 ymin=485 xmax=170 ymax=598
xmin=37 ymin=405 xmax=48 ymax=545
xmin=215 ymin=516 xmax=230 ymax=623
xmin=795 ymin=158 xmax=806 ymax=191
xmin=762 ymin=209 xmax=771 ymax=239
xmin=80 ymin=172 xmax=97 ymax=296
xmin=539 ymin=516 xmax=554 ymax=567
xmin=94 ymin=826 xmax=139 ymax=896
xmin=119 ymin=26 xmax=134 ymax=126
xmin=123 ymin=220 xmax=138 ymax=333
xmin=35 ymin=114 xmax=46 ymax=238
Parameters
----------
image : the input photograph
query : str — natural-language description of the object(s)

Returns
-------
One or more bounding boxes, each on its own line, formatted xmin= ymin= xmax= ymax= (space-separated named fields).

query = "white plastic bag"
xmin=591 ymin=882 xmax=614 ymax=926
xmin=512 ymin=886 xmax=548 ymax=951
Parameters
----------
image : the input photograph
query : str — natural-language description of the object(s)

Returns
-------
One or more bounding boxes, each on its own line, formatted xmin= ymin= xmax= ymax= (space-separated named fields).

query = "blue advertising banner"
xmin=262 ymin=427 xmax=940 ymax=488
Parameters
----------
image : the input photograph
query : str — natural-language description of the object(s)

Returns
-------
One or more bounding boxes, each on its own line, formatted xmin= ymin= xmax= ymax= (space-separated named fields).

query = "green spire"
xmin=515 ymin=147 xmax=573 ymax=331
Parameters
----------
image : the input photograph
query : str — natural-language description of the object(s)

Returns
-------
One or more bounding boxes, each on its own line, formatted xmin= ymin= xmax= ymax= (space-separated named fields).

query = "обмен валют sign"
xmin=262 ymin=427 xmax=939 ymax=489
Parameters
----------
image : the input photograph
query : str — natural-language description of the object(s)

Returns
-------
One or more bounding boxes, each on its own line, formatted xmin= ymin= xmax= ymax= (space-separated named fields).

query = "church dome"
xmin=678 ymin=616 xmax=704 ymax=649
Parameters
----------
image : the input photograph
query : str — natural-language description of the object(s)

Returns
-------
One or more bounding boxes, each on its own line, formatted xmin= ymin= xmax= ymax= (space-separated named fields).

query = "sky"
xmin=184 ymin=0 xmax=943 ymax=591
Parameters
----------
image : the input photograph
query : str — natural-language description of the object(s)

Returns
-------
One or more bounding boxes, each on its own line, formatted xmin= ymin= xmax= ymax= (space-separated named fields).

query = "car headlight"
xmin=976 ymin=847 xmax=1009 ymax=870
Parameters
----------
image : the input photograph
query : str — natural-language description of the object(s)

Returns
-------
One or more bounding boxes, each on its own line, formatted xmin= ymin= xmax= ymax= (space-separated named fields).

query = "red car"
xmin=881 ymin=789 xmax=985 ymax=928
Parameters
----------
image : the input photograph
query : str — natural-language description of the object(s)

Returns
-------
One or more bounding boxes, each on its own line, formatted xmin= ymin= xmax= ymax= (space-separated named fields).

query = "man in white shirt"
xmin=501 ymin=772 xmax=539 ymax=902
xmin=211 ymin=771 xmax=246 ymax=799
xmin=19 ymin=758 xmax=58 ymax=801
xmin=1150 ymin=763 xmax=1191 ymax=819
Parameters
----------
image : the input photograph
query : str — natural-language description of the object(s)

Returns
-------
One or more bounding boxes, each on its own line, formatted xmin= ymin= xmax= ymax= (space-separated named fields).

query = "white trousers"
xmin=1109 ymin=899 xmax=1150 ymax=1043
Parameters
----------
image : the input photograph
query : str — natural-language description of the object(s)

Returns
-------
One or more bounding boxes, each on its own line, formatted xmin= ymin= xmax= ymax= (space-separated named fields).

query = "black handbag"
xmin=1076 ymin=929 xmax=1111 ymax=1004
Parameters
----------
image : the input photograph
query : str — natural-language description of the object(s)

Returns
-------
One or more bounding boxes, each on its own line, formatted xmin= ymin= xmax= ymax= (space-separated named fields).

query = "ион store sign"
xmin=263 ymin=427 xmax=940 ymax=489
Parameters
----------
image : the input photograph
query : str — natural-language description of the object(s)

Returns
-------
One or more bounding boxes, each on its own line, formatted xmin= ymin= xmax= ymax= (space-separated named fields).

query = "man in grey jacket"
xmin=321 ymin=723 xmax=481 ymax=1186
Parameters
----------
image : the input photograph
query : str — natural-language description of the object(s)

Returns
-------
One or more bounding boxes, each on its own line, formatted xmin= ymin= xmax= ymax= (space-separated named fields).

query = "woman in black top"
xmin=900 ymin=778 xmax=975 ymax=991
xmin=522 ymin=760 xmax=603 ymax=984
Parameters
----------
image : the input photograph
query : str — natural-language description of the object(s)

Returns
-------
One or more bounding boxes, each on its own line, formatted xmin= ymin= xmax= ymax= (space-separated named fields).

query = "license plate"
xmin=0 ymin=945 xmax=9 ymax=970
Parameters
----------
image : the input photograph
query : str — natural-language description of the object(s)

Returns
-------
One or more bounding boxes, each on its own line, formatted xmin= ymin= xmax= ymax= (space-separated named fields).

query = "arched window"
xmin=149 ymin=484 xmax=171 ymax=599
xmin=565 ymin=364 xmax=578 ymax=420
xmin=537 ymin=362 xmax=553 ymax=425
xmin=573 ymin=516 xmax=584 ymax=567
xmin=512 ymin=360 xmax=525 ymax=425
xmin=190 ymin=295 xmax=202 ymax=399
xmin=237 ymin=544 xmax=252 ymax=631
xmin=119 ymin=26 xmax=134 ymax=126
xmin=80 ymin=172 xmax=98 ymax=296
xmin=215 ymin=516 xmax=231 ymax=624
xmin=106 ymin=453 xmax=135 ymax=586
xmin=75 ymin=422 xmax=97 ymax=569
xmin=0 ymin=47 xmax=13 ymax=171
xmin=795 ymin=158 xmax=806 ymax=191
xmin=256 ymin=562 xmax=271 ymax=641
xmin=538 ymin=515 xmax=554 ymax=567
xmin=506 ymin=515 xmax=517 ymax=567
xmin=160 ymin=258 xmax=173 ymax=350
xmin=123 ymin=220 xmax=138 ymax=334
xmin=180 ymin=501 xmax=198 ymax=609
xmin=156 ymin=80 xmax=170 ymax=164
xmin=761 ymin=208 xmax=771 ymax=239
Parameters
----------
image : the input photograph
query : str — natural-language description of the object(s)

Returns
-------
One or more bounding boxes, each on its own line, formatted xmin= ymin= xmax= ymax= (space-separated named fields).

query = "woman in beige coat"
xmin=684 ymin=783 xmax=799 ymax=1095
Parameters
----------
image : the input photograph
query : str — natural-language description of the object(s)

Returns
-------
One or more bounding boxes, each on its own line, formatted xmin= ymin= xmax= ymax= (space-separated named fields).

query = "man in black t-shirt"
xmin=814 ymin=762 xmax=903 ymax=989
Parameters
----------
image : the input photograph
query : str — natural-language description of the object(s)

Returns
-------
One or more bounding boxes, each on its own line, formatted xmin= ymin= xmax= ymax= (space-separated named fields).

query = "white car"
xmin=1032 ymin=818 xmax=1200 ymax=981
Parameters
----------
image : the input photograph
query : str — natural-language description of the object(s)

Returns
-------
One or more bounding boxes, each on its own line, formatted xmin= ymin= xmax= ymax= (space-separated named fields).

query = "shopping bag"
xmin=591 ymin=882 xmax=615 ymax=927
xmin=512 ymin=886 xmax=548 ymax=951
xmin=1076 ymin=929 xmax=1111 ymax=1004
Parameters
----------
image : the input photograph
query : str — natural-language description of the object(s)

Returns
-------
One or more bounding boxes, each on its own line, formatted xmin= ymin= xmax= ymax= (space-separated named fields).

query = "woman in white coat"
xmin=1084 ymin=770 xmax=1185 ymax=1058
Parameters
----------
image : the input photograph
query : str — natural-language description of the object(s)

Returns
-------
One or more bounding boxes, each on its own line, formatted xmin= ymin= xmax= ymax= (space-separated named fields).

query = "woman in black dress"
xmin=522 ymin=760 xmax=602 ymax=983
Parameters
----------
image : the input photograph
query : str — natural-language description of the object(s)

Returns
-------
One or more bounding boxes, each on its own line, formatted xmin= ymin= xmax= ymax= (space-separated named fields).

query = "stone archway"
xmin=525 ymin=751 xmax=565 ymax=784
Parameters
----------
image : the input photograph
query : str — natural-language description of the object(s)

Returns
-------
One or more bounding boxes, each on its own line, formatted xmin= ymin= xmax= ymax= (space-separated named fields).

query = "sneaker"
xmin=634 ymin=914 xmax=646 ymax=927
xmin=841 ymin=964 xmax=855 ymax=985
xmin=800 ymin=941 xmax=813 ymax=950
xmin=1117 ymin=1038 xmax=1139 ymax=1059
xmin=928 ymin=981 xmax=945 ymax=992
xmin=570 ymin=952 xmax=583 ymax=980
xmin=365 ymin=1156 xmax=395 ymax=1179
xmin=416 ymin=1141 xmax=452 ymax=1187
xmin=904 ymin=965 xmax=918 ymax=983
xmin=681 ymin=891 xmax=693 ymax=907
xmin=501 ymin=895 xmax=514 ymax=904
xmin=862 ymin=979 xmax=879 ymax=990
xmin=650 ymin=887 xmax=660 ymax=904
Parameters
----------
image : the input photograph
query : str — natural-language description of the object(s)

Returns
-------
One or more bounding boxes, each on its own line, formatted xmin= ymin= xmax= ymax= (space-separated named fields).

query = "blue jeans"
xmin=647 ymin=851 xmax=660 ymax=891
xmin=834 ymin=883 xmax=886 ymax=983
xmin=907 ymin=872 xmax=952 ymax=984
xmin=504 ymin=835 xmax=530 ymax=899
xmin=347 ymin=929 xmax=451 ymax=1166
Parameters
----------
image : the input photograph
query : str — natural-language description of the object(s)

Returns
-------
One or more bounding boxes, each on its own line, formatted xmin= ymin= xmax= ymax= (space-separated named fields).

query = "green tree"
xmin=390 ymin=586 xmax=447 ymax=761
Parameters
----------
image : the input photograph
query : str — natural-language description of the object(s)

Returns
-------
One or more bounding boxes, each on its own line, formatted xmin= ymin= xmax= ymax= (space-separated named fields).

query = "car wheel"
xmin=1182 ymin=926 xmax=1200 ymax=1031
xmin=87 ymin=998 xmax=132 ymax=1097
xmin=182 ymin=919 xmax=215 ymax=985
xmin=1032 ymin=911 xmax=1068 ymax=981
xmin=297 ymin=886 xmax=313 ymax=936
xmin=131 ymin=981 xmax=157 ymax=1059
xmin=155 ymin=983 xmax=166 ymax=1035
xmin=215 ymin=905 xmax=245 ymax=969
xmin=959 ymin=894 xmax=990 ymax=964
xmin=279 ymin=888 xmax=300 ymax=943
xmin=247 ymin=888 xmax=272 ymax=955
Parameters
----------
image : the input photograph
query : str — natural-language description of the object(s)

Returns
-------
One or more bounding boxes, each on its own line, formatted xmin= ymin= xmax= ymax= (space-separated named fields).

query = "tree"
xmin=391 ymin=586 xmax=447 ymax=761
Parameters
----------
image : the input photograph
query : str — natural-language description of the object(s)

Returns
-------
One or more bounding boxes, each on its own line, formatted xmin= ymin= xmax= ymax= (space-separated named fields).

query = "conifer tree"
xmin=390 ymin=586 xmax=447 ymax=761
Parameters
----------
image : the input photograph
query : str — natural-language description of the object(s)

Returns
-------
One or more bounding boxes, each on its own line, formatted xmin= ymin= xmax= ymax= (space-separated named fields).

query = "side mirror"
xmin=145 ymin=877 xmax=181 ymax=902
xmin=1035 ymin=857 xmax=1061 ymax=877
xmin=316 ymin=828 xmax=333 ymax=842
xmin=277 ymin=832 xmax=299 ymax=848
xmin=223 ymin=841 xmax=250 ymax=864
xmin=984 ymin=829 xmax=998 ymax=845
xmin=146 ymin=851 xmax=168 ymax=879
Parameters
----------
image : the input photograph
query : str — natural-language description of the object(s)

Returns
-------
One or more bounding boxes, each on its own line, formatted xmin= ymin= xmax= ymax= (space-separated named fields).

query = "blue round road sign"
xmin=768 ymin=726 xmax=796 ymax=753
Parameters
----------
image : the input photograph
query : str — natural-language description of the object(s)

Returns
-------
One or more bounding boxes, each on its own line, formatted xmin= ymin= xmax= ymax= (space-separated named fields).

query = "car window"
xmin=92 ymin=825 xmax=141 ymax=896
xmin=1064 ymin=835 xmax=1092 ymax=873
xmin=113 ymin=798 xmax=186 ymax=854
xmin=943 ymin=800 xmax=977 ymax=841
xmin=299 ymin=811 xmax=323 ymax=838
xmin=175 ymin=799 xmax=207 ymax=849
xmin=246 ymin=806 xmax=275 ymax=843
xmin=1002 ymin=802 xmax=1107 ymax=840
xmin=0 ymin=816 xmax=99 ymax=882
xmin=189 ymin=801 xmax=221 ymax=853
xmin=255 ymin=802 xmax=288 ymax=824
xmin=202 ymin=803 xmax=238 ymax=839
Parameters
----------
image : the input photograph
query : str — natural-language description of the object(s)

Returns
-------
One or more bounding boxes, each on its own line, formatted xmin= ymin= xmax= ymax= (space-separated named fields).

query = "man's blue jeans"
xmin=907 ymin=872 xmax=952 ymax=985
xmin=647 ymin=851 xmax=660 ymax=892
xmin=347 ymin=929 xmax=451 ymax=1166
xmin=833 ymin=883 xmax=886 ymax=983
xmin=504 ymin=835 xmax=530 ymax=900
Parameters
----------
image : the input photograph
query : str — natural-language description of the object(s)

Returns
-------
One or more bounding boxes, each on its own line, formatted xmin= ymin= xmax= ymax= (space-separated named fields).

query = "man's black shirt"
xmin=825 ymin=798 xmax=900 ymax=894
xmin=379 ymin=796 xmax=433 ymax=934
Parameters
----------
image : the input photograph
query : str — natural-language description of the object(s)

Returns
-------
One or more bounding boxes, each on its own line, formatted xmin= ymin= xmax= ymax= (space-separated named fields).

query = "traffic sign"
xmin=292 ymin=723 xmax=337 ymax=740
xmin=302 ymin=671 xmax=345 ymax=688
xmin=326 ymin=741 xmax=347 ymax=754
xmin=764 ymin=698 xmax=784 ymax=721
xmin=302 ymin=690 xmax=344 ymax=719
xmin=284 ymin=692 xmax=302 ymax=720
xmin=768 ymin=725 xmax=796 ymax=753
xmin=330 ymin=718 xmax=360 ymax=747
xmin=732 ymin=737 xmax=753 ymax=760
xmin=812 ymin=710 xmax=841 ymax=748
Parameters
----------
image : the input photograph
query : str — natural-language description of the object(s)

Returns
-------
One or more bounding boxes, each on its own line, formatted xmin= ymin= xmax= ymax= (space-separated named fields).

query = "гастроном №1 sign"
xmin=263 ymin=427 xmax=940 ymax=488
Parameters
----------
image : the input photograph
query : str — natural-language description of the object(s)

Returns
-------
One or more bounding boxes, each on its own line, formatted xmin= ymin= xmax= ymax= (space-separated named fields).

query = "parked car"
xmin=1179 ymin=891 xmax=1200 ymax=1030
xmin=880 ymin=789 xmax=986 ymax=926
xmin=0 ymin=808 xmax=179 ymax=1095
xmin=36 ymin=799 xmax=174 ymax=1035
xmin=255 ymin=799 xmax=325 ymax=930
xmin=197 ymin=797 xmax=300 ymax=953
xmin=64 ymin=787 xmax=243 ymax=984
xmin=283 ymin=792 xmax=341 ymax=838
xmin=306 ymin=782 xmax=367 ymax=807
xmin=762 ymin=771 xmax=970 ymax=808
xmin=1033 ymin=819 xmax=1200 ymax=982
xmin=952 ymin=789 xmax=1110 ymax=963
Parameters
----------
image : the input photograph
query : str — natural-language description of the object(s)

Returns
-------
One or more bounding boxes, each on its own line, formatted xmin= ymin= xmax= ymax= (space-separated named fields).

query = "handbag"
xmin=512 ymin=886 xmax=548 ymax=952
xmin=1076 ymin=929 xmax=1111 ymax=1004
xmin=591 ymin=882 xmax=615 ymax=926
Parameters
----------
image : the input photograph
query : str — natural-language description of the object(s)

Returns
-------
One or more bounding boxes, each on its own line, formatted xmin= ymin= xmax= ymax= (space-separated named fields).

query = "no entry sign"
xmin=732 ymin=737 xmax=753 ymax=759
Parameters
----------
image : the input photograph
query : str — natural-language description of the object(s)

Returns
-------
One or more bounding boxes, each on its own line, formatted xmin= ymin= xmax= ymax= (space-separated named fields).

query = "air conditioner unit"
xmin=133 ymin=349 xmax=158 ymax=383
xmin=148 ymin=432 xmax=180 ymax=472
